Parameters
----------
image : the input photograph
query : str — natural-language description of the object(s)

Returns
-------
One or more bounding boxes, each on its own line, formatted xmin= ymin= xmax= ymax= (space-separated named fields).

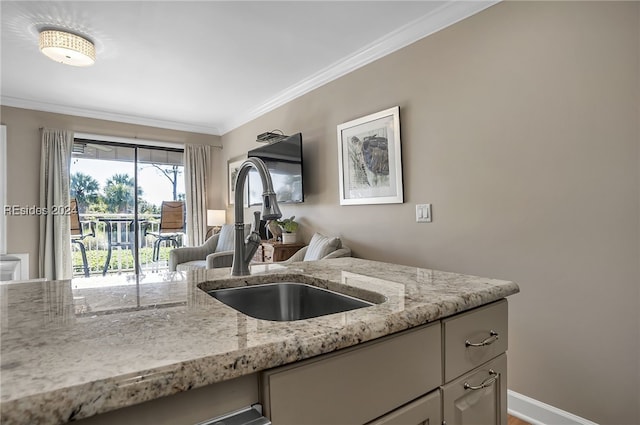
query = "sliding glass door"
xmin=69 ymin=140 xmax=184 ymax=293
xmin=136 ymin=147 xmax=185 ymax=272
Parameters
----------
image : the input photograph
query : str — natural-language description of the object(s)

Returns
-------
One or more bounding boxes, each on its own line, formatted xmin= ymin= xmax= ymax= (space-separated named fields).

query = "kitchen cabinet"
xmin=441 ymin=299 xmax=508 ymax=425
xmin=75 ymin=301 xmax=509 ymax=425
xmin=261 ymin=299 xmax=509 ymax=425
xmin=261 ymin=323 xmax=442 ymax=425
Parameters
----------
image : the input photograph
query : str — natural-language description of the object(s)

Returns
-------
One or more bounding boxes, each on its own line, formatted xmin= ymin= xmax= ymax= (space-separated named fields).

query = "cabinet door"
xmin=261 ymin=323 xmax=442 ymax=425
xmin=442 ymin=353 xmax=507 ymax=425
xmin=366 ymin=390 xmax=441 ymax=425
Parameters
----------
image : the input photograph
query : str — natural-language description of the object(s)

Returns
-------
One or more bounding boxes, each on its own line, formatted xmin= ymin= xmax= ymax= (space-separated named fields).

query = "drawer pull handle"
xmin=465 ymin=330 xmax=499 ymax=347
xmin=464 ymin=369 xmax=498 ymax=391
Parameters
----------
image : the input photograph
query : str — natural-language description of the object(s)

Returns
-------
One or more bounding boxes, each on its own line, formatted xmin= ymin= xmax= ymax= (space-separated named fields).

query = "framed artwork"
xmin=337 ymin=106 xmax=404 ymax=205
xmin=227 ymin=156 xmax=247 ymax=205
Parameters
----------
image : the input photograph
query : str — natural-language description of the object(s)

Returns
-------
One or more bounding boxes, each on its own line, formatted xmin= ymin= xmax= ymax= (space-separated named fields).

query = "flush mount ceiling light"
xmin=38 ymin=30 xmax=95 ymax=67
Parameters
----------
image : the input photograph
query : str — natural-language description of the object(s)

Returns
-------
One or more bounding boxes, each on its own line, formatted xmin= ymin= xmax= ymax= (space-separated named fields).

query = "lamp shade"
xmin=207 ymin=210 xmax=226 ymax=227
xmin=39 ymin=30 xmax=95 ymax=67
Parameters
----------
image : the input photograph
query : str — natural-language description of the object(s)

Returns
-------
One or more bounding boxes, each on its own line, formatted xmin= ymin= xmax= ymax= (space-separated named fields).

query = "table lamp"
xmin=207 ymin=209 xmax=226 ymax=237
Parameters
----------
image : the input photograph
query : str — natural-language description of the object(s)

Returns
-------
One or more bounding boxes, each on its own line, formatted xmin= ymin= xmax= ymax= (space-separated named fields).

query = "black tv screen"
xmin=247 ymin=132 xmax=304 ymax=205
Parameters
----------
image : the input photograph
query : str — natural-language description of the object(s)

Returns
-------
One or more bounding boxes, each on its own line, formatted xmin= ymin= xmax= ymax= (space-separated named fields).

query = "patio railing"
xmin=72 ymin=213 xmax=185 ymax=276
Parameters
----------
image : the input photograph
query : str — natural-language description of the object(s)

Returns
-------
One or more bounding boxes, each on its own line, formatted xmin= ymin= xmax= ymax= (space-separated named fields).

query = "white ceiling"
xmin=1 ymin=1 xmax=497 ymax=136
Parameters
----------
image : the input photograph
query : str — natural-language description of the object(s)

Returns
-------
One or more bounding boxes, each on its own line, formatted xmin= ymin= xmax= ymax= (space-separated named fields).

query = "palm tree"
xmin=104 ymin=174 xmax=143 ymax=213
xmin=71 ymin=172 xmax=100 ymax=213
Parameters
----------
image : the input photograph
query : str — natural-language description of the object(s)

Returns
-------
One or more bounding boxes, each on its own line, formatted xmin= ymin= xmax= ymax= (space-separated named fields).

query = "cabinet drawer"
xmin=442 ymin=353 xmax=507 ymax=425
xmin=443 ymin=299 xmax=508 ymax=382
xmin=365 ymin=389 xmax=441 ymax=425
xmin=261 ymin=323 xmax=442 ymax=425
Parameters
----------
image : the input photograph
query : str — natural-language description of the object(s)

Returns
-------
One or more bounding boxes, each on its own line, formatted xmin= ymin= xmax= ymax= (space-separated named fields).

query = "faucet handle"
xmin=252 ymin=211 xmax=261 ymax=234
xmin=241 ymin=211 xmax=263 ymax=264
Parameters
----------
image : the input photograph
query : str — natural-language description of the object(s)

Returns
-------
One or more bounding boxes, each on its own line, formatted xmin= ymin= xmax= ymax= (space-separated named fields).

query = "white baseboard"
xmin=508 ymin=390 xmax=599 ymax=425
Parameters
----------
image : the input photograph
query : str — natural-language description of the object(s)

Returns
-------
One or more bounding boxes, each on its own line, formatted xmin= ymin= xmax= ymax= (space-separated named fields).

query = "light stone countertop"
xmin=0 ymin=258 xmax=519 ymax=425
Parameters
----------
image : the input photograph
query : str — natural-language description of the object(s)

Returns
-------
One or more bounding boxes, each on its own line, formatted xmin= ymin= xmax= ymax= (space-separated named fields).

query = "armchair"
xmin=169 ymin=224 xmax=250 ymax=271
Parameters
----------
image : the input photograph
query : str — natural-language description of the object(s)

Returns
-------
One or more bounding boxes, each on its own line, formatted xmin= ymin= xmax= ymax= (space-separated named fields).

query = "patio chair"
xmin=70 ymin=198 xmax=95 ymax=277
xmin=147 ymin=201 xmax=185 ymax=262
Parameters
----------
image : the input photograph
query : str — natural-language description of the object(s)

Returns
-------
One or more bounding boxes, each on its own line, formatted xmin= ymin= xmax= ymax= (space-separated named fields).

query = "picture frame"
xmin=227 ymin=156 xmax=248 ymax=205
xmin=337 ymin=106 xmax=404 ymax=205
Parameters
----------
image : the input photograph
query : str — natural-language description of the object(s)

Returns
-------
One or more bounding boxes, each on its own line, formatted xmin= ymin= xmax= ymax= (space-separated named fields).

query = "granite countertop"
xmin=0 ymin=258 xmax=519 ymax=425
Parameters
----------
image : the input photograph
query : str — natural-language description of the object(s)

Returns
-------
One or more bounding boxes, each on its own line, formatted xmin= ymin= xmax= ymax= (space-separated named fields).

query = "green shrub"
xmin=72 ymin=247 xmax=173 ymax=274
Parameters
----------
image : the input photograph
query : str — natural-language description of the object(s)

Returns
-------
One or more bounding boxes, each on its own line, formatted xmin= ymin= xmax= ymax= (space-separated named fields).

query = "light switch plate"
xmin=416 ymin=204 xmax=431 ymax=223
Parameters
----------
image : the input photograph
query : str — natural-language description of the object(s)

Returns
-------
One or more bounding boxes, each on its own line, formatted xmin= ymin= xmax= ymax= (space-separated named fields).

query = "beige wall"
xmin=221 ymin=2 xmax=639 ymax=424
xmin=0 ymin=106 xmax=223 ymax=278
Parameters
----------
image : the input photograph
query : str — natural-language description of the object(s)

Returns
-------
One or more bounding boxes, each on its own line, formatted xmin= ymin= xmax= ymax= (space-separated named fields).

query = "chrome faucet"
xmin=231 ymin=157 xmax=282 ymax=276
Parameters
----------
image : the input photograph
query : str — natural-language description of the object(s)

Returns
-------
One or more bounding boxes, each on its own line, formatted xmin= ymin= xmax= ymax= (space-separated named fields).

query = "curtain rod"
xmin=39 ymin=128 xmax=223 ymax=149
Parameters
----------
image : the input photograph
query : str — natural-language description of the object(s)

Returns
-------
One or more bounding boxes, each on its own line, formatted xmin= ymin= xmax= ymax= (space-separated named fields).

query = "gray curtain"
xmin=184 ymin=144 xmax=213 ymax=246
xmin=39 ymin=128 xmax=73 ymax=280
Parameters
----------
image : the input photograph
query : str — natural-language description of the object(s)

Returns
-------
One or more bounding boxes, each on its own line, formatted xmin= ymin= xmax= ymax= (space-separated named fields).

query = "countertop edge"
xmin=0 ymin=284 xmax=519 ymax=424
xmin=0 ymin=257 xmax=520 ymax=425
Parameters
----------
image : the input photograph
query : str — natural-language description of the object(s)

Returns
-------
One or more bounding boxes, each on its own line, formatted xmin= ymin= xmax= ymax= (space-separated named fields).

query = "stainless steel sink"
xmin=206 ymin=282 xmax=374 ymax=321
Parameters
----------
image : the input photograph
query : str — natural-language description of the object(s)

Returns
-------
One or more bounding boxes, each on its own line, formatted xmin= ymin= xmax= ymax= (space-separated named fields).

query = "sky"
xmin=71 ymin=158 xmax=185 ymax=207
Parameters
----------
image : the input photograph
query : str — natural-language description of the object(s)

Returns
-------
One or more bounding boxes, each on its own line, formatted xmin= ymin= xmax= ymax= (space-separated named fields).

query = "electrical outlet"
xmin=416 ymin=204 xmax=431 ymax=223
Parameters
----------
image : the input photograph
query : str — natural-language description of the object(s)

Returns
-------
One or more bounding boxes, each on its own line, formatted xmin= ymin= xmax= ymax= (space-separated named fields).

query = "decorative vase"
xmin=282 ymin=233 xmax=297 ymax=244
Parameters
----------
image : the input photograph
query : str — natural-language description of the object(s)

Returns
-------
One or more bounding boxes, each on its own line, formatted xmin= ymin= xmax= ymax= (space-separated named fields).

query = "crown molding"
xmin=219 ymin=0 xmax=500 ymax=134
xmin=0 ymin=96 xmax=221 ymax=136
xmin=2 ymin=0 xmax=498 ymax=137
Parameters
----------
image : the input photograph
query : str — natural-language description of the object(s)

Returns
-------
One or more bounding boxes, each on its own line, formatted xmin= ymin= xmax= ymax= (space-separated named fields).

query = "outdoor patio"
xmin=71 ymin=212 xmax=183 ymax=281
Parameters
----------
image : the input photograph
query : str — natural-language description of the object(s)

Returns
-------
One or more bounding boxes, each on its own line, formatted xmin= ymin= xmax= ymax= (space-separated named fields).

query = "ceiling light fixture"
xmin=38 ymin=30 xmax=95 ymax=67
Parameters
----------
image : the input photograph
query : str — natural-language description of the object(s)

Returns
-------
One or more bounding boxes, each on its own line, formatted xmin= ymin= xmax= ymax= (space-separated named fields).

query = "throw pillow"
xmin=215 ymin=224 xmax=236 ymax=252
xmin=304 ymin=232 xmax=342 ymax=261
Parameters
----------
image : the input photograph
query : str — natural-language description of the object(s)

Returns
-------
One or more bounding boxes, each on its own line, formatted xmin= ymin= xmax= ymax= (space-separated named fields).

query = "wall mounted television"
xmin=247 ymin=132 xmax=304 ymax=206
